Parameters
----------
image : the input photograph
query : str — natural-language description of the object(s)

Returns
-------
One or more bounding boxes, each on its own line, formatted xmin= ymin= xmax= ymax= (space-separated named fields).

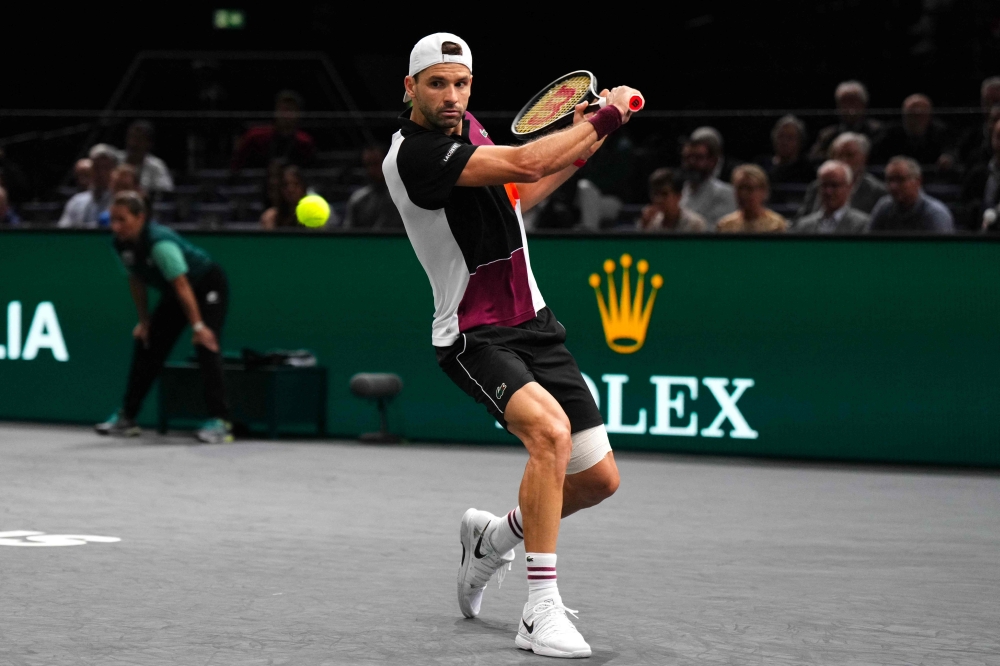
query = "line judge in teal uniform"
xmin=95 ymin=191 xmax=233 ymax=443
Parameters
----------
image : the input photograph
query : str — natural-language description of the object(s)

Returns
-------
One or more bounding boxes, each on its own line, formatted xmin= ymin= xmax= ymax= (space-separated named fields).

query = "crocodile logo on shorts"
xmin=496 ymin=383 xmax=507 ymax=399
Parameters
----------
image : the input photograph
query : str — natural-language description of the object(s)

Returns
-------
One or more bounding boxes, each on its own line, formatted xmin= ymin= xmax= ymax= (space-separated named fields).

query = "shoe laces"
xmin=472 ymin=537 xmax=513 ymax=589
xmin=529 ymin=598 xmax=581 ymax=639
xmin=495 ymin=558 xmax=512 ymax=588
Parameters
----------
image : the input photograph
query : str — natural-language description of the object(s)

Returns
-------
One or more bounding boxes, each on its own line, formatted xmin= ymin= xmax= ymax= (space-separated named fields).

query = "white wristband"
xmin=192 ymin=322 xmax=206 ymax=332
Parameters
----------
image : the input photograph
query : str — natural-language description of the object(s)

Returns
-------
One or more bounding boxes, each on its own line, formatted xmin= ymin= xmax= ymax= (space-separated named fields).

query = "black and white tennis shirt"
xmin=383 ymin=110 xmax=545 ymax=347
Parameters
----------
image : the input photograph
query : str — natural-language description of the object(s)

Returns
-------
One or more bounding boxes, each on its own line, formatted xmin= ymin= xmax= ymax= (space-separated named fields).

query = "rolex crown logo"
xmin=589 ymin=254 xmax=663 ymax=354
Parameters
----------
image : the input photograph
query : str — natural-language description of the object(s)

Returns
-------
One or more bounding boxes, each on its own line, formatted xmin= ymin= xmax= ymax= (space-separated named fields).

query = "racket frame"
xmin=510 ymin=70 xmax=601 ymax=140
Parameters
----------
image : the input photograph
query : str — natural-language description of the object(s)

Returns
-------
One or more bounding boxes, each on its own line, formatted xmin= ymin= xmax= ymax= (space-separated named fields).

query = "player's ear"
xmin=404 ymin=75 xmax=417 ymax=99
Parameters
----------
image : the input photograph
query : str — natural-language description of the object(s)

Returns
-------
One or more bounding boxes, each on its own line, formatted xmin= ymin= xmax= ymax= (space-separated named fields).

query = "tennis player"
xmin=383 ymin=33 xmax=641 ymax=658
xmin=94 ymin=191 xmax=233 ymax=444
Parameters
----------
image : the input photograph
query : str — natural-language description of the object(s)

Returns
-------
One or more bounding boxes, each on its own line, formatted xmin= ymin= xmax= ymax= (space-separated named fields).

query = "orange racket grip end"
xmin=628 ymin=94 xmax=645 ymax=112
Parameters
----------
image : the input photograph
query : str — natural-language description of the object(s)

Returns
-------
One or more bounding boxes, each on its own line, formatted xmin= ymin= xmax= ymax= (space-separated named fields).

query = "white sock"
xmin=525 ymin=552 xmax=559 ymax=606
xmin=488 ymin=506 xmax=523 ymax=554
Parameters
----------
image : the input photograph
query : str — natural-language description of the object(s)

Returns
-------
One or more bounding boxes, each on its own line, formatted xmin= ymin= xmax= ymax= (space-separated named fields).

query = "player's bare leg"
xmin=503 ymin=381 xmax=599 ymax=658
xmin=561 ymin=453 xmax=619 ymax=518
xmin=506 ymin=381 xmax=573 ymax=553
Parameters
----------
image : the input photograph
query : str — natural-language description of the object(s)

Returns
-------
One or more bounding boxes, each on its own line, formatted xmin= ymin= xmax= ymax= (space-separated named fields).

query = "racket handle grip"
xmin=594 ymin=94 xmax=645 ymax=112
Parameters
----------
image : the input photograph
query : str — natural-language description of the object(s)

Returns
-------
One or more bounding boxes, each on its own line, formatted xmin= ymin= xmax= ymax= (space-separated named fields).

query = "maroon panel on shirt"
xmin=465 ymin=112 xmax=494 ymax=147
xmin=458 ymin=248 xmax=536 ymax=330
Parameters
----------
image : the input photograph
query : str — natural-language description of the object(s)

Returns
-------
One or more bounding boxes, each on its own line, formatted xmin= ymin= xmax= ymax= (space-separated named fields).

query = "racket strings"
xmin=514 ymin=75 xmax=592 ymax=134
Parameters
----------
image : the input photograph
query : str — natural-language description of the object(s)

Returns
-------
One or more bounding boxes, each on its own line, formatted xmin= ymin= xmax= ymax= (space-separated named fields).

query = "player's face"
xmin=407 ymin=64 xmax=472 ymax=132
xmin=109 ymin=204 xmax=144 ymax=241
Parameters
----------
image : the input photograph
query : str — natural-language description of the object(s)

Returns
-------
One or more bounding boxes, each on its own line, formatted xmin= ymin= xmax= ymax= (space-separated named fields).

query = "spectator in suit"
xmin=123 ymin=121 xmax=174 ymax=196
xmin=637 ymin=168 xmax=708 ymax=233
xmin=690 ymin=126 xmax=739 ymax=183
xmin=0 ymin=186 xmax=21 ymax=226
xmin=869 ymin=157 xmax=954 ymax=233
xmin=809 ymin=81 xmax=884 ymax=162
xmin=798 ymin=132 xmax=887 ymax=217
xmin=58 ymin=144 xmax=120 ymax=228
xmin=947 ymin=77 xmax=1000 ymax=169
xmin=232 ymin=90 xmax=316 ymax=171
xmin=873 ymin=94 xmax=951 ymax=165
xmin=344 ymin=146 xmax=404 ymax=230
xmin=758 ymin=115 xmax=814 ymax=186
xmin=679 ymin=134 xmax=736 ymax=229
xmin=960 ymin=118 xmax=1000 ymax=232
xmin=717 ymin=164 xmax=788 ymax=233
xmin=794 ymin=161 xmax=870 ymax=233
xmin=73 ymin=158 xmax=93 ymax=192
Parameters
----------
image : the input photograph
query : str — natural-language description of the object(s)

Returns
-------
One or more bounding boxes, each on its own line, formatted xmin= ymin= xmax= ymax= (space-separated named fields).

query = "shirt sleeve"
xmin=151 ymin=241 xmax=189 ymax=281
xmin=395 ymin=132 xmax=477 ymax=210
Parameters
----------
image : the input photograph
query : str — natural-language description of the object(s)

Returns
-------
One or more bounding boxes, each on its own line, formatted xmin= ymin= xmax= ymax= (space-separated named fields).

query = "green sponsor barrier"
xmin=1 ymin=229 xmax=998 ymax=466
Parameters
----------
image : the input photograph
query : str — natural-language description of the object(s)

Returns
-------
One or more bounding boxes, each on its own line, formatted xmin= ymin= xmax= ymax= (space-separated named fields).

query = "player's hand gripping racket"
xmin=511 ymin=70 xmax=644 ymax=140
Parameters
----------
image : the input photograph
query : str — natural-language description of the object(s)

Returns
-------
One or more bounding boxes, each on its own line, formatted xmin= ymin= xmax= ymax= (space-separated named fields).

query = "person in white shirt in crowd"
xmin=679 ymin=134 xmax=737 ymax=229
xmin=794 ymin=161 xmax=871 ymax=233
xmin=122 ymin=121 xmax=174 ymax=196
xmin=58 ymin=144 xmax=119 ymax=228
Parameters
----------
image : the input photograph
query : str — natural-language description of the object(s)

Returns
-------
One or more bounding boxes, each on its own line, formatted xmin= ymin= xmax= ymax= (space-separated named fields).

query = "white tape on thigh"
xmin=567 ymin=424 xmax=612 ymax=475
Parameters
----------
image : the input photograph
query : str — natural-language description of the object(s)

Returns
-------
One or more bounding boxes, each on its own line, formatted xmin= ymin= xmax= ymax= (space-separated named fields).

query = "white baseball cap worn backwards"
xmin=403 ymin=33 xmax=473 ymax=102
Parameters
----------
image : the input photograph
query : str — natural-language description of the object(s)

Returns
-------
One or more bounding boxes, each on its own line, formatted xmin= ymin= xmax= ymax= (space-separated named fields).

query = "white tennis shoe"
xmin=515 ymin=597 xmax=592 ymax=658
xmin=457 ymin=508 xmax=515 ymax=618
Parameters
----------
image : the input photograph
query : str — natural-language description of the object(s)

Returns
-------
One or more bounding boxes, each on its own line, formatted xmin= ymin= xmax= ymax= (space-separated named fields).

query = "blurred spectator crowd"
xmin=532 ymin=76 xmax=1000 ymax=235
xmin=2 ymin=77 xmax=1000 ymax=235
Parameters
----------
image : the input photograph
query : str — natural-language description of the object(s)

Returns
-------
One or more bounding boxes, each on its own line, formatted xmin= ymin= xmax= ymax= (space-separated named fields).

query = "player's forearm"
xmin=171 ymin=275 xmax=204 ymax=326
xmin=128 ymin=276 xmax=149 ymax=322
xmin=516 ymin=166 xmax=579 ymax=213
xmin=515 ymin=123 xmax=600 ymax=182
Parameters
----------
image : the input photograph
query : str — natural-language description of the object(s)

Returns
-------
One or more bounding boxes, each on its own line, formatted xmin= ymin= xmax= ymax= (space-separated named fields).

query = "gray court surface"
xmin=1 ymin=423 xmax=998 ymax=666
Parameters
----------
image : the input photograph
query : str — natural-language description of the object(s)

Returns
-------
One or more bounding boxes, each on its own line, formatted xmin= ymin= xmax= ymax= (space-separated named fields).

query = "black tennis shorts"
xmin=436 ymin=307 xmax=604 ymax=433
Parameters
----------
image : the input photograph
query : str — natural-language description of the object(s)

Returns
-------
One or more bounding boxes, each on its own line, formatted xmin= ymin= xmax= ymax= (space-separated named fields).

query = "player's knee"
xmin=528 ymin=418 xmax=572 ymax=466
xmin=598 ymin=466 xmax=620 ymax=499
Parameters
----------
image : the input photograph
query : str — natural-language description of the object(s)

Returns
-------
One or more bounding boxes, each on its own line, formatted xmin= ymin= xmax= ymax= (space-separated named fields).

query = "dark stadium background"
xmin=12 ymin=3 xmax=1000 ymax=111
xmin=5 ymin=1 xmax=1000 ymax=202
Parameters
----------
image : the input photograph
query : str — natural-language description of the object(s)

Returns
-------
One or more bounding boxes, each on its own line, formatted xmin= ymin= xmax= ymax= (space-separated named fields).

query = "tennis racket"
xmin=511 ymin=70 xmax=644 ymax=140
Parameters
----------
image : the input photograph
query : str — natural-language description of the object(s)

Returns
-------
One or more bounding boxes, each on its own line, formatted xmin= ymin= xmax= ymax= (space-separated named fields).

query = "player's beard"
xmin=416 ymin=97 xmax=464 ymax=132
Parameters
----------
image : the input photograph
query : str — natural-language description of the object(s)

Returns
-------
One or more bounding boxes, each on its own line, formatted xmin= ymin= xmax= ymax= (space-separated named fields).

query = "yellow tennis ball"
xmin=296 ymin=194 xmax=330 ymax=228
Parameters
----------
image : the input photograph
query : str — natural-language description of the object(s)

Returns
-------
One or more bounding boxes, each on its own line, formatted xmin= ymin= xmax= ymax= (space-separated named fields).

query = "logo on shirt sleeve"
xmin=442 ymin=143 xmax=461 ymax=164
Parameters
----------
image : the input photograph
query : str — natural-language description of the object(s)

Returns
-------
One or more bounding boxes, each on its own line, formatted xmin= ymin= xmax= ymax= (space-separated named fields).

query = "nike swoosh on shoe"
xmin=474 ymin=521 xmax=491 ymax=559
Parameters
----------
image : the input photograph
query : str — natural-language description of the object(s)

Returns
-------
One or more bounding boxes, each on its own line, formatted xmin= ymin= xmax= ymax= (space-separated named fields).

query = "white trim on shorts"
xmin=455 ymin=333 xmax=504 ymax=414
